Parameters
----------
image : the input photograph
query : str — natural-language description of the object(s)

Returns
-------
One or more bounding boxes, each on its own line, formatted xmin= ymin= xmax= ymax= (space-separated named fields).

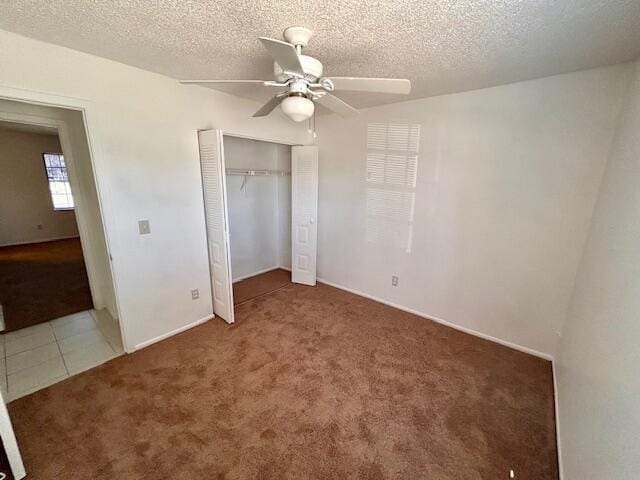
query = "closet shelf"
xmin=226 ymin=168 xmax=290 ymax=176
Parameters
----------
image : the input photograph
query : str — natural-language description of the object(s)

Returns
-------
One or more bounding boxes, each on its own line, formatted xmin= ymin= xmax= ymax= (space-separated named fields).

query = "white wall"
xmin=316 ymin=64 xmax=632 ymax=357
xmin=0 ymin=29 xmax=305 ymax=350
xmin=59 ymin=106 xmax=119 ymax=318
xmin=556 ymin=59 xmax=640 ymax=479
xmin=0 ymin=128 xmax=79 ymax=246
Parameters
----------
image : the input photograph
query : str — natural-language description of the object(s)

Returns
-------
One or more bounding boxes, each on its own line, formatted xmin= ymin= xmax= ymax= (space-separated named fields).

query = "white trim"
xmin=0 ymin=391 xmax=26 ymax=479
xmin=133 ymin=314 xmax=214 ymax=351
xmin=279 ymin=266 xmax=292 ymax=272
xmin=317 ymin=277 xmax=554 ymax=361
xmin=233 ymin=266 xmax=282 ymax=283
xmin=552 ymin=360 xmax=564 ymax=479
xmin=219 ymin=131 xmax=300 ymax=147
xmin=0 ymin=235 xmax=80 ymax=248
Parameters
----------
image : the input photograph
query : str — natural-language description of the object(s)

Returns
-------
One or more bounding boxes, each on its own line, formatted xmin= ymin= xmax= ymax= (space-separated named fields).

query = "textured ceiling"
xmin=1 ymin=1 xmax=640 ymax=108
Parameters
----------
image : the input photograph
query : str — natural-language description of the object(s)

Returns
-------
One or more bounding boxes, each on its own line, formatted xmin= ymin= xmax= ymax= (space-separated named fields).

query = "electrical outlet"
xmin=392 ymin=275 xmax=399 ymax=287
xmin=138 ymin=220 xmax=151 ymax=235
xmin=191 ymin=289 xmax=199 ymax=300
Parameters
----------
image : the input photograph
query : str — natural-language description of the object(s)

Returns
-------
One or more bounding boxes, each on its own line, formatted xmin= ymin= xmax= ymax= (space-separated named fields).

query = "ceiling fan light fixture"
xmin=281 ymin=95 xmax=314 ymax=122
xmin=180 ymin=26 xmax=411 ymax=122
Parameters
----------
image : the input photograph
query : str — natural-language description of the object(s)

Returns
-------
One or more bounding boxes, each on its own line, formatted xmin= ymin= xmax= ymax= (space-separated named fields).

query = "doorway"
xmin=0 ymin=100 xmax=123 ymax=401
xmin=223 ymin=135 xmax=293 ymax=305
xmin=198 ymin=130 xmax=318 ymax=324
xmin=0 ymin=126 xmax=92 ymax=331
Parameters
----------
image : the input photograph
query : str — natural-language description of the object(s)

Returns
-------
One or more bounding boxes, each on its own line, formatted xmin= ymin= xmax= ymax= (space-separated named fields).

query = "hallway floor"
xmin=0 ymin=238 xmax=93 ymax=332
xmin=1 ymin=309 xmax=123 ymax=401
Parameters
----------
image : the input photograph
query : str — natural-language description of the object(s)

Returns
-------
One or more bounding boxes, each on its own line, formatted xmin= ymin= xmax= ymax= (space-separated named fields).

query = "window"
xmin=43 ymin=153 xmax=74 ymax=210
xmin=365 ymin=123 xmax=421 ymax=253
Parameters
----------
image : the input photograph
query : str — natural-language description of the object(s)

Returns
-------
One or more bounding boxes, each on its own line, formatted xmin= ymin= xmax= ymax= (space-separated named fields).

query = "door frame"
xmin=215 ymin=128 xmax=301 ymax=147
xmin=0 ymin=86 xmax=129 ymax=352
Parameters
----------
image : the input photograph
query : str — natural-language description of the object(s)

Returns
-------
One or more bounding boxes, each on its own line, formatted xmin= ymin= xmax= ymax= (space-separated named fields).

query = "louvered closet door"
xmin=291 ymin=146 xmax=319 ymax=286
xmin=198 ymin=129 xmax=235 ymax=323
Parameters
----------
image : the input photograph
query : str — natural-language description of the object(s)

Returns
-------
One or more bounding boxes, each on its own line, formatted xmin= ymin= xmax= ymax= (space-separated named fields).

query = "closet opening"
xmin=223 ymin=135 xmax=293 ymax=306
xmin=198 ymin=128 xmax=318 ymax=324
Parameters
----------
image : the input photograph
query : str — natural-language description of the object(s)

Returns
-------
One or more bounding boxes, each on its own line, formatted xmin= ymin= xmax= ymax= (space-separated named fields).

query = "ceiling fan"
xmin=180 ymin=26 xmax=411 ymax=123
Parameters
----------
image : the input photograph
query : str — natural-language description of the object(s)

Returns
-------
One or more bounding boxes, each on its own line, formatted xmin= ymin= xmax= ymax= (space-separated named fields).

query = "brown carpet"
xmin=0 ymin=238 xmax=93 ymax=332
xmin=8 ymin=283 xmax=558 ymax=479
xmin=233 ymin=268 xmax=291 ymax=305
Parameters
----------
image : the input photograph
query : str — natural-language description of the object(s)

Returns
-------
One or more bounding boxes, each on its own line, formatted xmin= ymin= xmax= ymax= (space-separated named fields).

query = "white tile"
xmin=7 ymin=356 xmax=67 ymax=400
xmin=52 ymin=314 xmax=96 ymax=340
xmin=6 ymin=343 xmax=62 ymax=375
xmin=64 ymin=339 xmax=116 ymax=376
xmin=5 ymin=329 xmax=56 ymax=356
xmin=58 ymin=329 xmax=105 ymax=354
xmin=50 ymin=311 xmax=92 ymax=328
xmin=4 ymin=322 xmax=53 ymax=340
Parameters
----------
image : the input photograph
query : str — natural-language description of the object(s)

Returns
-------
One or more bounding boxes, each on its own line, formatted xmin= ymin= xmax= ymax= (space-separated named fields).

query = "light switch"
xmin=138 ymin=220 xmax=151 ymax=235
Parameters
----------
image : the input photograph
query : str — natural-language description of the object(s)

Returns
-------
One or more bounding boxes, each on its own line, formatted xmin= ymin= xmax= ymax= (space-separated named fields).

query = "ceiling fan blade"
xmin=180 ymin=79 xmax=271 ymax=85
xmin=258 ymin=37 xmax=305 ymax=76
xmin=327 ymin=77 xmax=411 ymax=95
xmin=252 ymin=94 xmax=287 ymax=118
xmin=316 ymin=93 xmax=359 ymax=118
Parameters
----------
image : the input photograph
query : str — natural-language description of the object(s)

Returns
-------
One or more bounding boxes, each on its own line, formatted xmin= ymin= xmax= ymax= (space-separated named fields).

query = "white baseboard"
xmin=233 ymin=265 xmax=281 ymax=283
xmin=317 ymin=277 xmax=554 ymax=362
xmin=133 ymin=313 xmax=214 ymax=351
xmin=0 ymin=235 xmax=80 ymax=248
xmin=552 ymin=360 xmax=564 ymax=479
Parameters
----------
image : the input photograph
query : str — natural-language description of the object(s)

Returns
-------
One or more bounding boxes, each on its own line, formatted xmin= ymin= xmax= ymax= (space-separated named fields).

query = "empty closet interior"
xmin=224 ymin=135 xmax=292 ymax=305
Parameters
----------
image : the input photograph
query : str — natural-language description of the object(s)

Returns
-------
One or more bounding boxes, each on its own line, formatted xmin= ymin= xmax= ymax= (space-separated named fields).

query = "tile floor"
xmin=0 ymin=309 xmax=124 ymax=402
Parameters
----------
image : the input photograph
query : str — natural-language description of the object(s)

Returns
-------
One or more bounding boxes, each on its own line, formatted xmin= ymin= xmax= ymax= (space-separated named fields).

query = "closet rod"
xmin=226 ymin=168 xmax=290 ymax=176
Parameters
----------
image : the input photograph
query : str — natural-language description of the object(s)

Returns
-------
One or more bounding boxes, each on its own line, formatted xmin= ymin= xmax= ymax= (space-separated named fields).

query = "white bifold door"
xmin=198 ymin=129 xmax=235 ymax=323
xmin=291 ymin=146 xmax=319 ymax=286
xmin=198 ymin=134 xmax=319 ymax=322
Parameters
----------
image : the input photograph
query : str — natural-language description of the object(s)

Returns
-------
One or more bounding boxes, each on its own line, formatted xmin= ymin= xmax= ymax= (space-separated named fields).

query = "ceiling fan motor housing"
xmin=283 ymin=26 xmax=313 ymax=47
xmin=273 ymin=55 xmax=323 ymax=83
